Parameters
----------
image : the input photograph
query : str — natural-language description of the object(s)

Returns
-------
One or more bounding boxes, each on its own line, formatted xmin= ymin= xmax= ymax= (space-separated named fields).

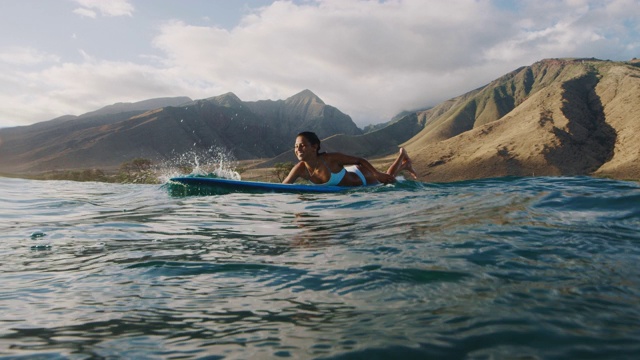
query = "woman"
xmin=282 ymin=131 xmax=417 ymax=186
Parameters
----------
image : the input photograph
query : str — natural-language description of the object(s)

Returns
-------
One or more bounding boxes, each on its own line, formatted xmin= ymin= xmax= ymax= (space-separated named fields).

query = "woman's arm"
xmin=282 ymin=162 xmax=305 ymax=184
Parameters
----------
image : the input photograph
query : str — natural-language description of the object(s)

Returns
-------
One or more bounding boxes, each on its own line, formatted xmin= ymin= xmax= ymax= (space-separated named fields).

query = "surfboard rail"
xmin=169 ymin=176 xmax=351 ymax=194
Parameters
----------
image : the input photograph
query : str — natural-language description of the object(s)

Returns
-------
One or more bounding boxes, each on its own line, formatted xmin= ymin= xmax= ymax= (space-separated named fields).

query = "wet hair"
xmin=296 ymin=131 xmax=324 ymax=155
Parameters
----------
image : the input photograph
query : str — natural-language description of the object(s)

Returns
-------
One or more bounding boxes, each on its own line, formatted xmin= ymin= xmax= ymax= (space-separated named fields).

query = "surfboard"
xmin=169 ymin=176 xmax=352 ymax=194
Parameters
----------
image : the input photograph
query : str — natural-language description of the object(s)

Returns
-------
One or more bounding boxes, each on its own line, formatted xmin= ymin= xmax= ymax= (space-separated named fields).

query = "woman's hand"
xmin=376 ymin=172 xmax=396 ymax=184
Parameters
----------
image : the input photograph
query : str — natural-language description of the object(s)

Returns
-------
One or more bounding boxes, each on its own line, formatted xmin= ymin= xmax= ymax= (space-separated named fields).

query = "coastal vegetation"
xmin=16 ymin=158 xmax=160 ymax=184
xmin=272 ymin=162 xmax=295 ymax=182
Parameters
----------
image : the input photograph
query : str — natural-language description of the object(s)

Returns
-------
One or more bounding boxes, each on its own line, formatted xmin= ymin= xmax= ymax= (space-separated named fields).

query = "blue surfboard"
xmin=169 ymin=176 xmax=352 ymax=194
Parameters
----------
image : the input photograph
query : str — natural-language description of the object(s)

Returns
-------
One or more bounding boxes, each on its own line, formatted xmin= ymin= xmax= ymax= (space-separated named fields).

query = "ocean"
xmin=1 ymin=175 xmax=639 ymax=359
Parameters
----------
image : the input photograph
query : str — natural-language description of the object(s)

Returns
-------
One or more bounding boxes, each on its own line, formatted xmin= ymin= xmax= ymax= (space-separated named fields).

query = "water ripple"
xmin=1 ymin=176 xmax=639 ymax=358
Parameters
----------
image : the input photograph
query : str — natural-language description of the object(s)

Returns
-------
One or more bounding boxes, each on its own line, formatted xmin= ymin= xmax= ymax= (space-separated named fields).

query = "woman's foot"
xmin=399 ymin=148 xmax=417 ymax=179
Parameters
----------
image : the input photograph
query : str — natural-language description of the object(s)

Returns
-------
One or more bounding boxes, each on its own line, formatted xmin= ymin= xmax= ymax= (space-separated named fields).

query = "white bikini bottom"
xmin=344 ymin=165 xmax=367 ymax=185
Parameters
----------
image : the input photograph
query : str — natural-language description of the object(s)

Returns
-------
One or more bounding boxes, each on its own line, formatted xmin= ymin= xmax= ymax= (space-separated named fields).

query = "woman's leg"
xmin=386 ymin=148 xmax=417 ymax=179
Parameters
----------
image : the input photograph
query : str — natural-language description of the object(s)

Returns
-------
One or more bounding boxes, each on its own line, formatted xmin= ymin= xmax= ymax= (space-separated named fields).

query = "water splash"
xmin=155 ymin=146 xmax=241 ymax=183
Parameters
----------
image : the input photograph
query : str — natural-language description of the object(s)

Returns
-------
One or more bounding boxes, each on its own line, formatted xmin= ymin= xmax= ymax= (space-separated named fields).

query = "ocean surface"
xmin=1 ymin=175 xmax=639 ymax=359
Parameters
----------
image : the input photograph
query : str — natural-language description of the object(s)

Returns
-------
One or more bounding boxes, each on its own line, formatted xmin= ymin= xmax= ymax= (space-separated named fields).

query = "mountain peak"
xmin=286 ymin=89 xmax=325 ymax=105
xmin=79 ymin=96 xmax=192 ymax=118
xmin=208 ymin=92 xmax=244 ymax=108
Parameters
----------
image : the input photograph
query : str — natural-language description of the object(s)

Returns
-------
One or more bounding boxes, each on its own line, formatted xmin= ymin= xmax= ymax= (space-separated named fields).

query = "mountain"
xmin=400 ymin=58 xmax=640 ymax=181
xmin=78 ymin=97 xmax=193 ymax=119
xmin=271 ymin=58 xmax=638 ymax=182
xmin=11 ymin=97 xmax=192 ymax=132
xmin=0 ymin=97 xmax=192 ymax=173
xmin=0 ymin=91 xmax=361 ymax=173
xmin=243 ymin=89 xmax=362 ymax=139
xmin=1 ymin=58 xmax=638 ymax=182
xmin=363 ymin=107 xmax=432 ymax=134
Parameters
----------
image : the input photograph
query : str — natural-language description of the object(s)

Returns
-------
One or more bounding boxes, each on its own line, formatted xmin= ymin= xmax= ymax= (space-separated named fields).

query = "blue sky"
xmin=1 ymin=0 xmax=638 ymax=128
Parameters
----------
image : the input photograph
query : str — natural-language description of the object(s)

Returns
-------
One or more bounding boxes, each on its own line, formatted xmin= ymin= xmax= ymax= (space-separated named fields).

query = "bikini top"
xmin=307 ymin=157 xmax=346 ymax=186
xmin=323 ymin=167 xmax=346 ymax=186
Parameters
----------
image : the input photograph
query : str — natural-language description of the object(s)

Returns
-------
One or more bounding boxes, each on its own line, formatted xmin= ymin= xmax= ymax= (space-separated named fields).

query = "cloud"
xmin=2 ymin=0 xmax=639 ymax=128
xmin=147 ymin=1 xmax=545 ymax=123
xmin=150 ymin=1 xmax=518 ymax=124
xmin=72 ymin=0 xmax=134 ymax=17
xmin=0 ymin=47 xmax=60 ymax=66
xmin=73 ymin=7 xmax=97 ymax=18
xmin=0 ymin=61 xmax=192 ymax=128
xmin=177 ymin=0 xmax=634 ymax=124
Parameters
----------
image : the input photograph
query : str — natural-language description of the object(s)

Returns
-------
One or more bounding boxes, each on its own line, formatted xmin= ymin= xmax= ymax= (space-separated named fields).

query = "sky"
xmin=1 ymin=0 xmax=638 ymax=128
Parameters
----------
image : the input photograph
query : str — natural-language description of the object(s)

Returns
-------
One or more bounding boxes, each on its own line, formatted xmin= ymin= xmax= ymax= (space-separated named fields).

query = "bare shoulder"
xmin=291 ymin=161 xmax=309 ymax=179
xmin=283 ymin=161 xmax=307 ymax=183
xmin=292 ymin=161 xmax=307 ymax=174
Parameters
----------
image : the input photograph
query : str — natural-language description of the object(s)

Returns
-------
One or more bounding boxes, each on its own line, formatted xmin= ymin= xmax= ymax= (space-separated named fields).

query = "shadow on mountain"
xmin=544 ymin=71 xmax=616 ymax=174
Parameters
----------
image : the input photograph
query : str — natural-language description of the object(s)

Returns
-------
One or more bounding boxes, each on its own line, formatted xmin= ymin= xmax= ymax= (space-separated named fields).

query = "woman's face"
xmin=294 ymin=136 xmax=317 ymax=161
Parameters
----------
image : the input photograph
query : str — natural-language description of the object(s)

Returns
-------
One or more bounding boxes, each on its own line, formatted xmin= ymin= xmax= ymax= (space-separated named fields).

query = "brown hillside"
xmin=592 ymin=64 xmax=640 ymax=179
xmin=404 ymin=59 xmax=639 ymax=182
